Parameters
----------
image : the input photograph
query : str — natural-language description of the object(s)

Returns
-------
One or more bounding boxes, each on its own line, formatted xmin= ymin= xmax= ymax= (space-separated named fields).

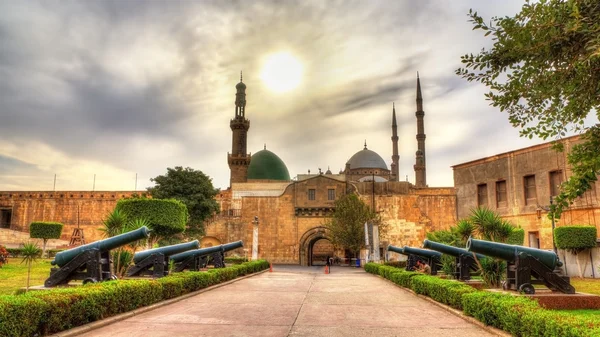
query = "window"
xmin=328 ymin=189 xmax=335 ymax=201
xmin=0 ymin=209 xmax=11 ymax=228
xmin=524 ymin=175 xmax=537 ymax=205
xmin=549 ymin=170 xmax=563 ymax=197
xmin=528 ymin=232 xmax=540 ymax=249
xmin=496 ymin=180 xmax=507 ymax=208
xmin=477 ymin=184 xmax=488 ymax=207
xmin=308 ymin=189 xmax=316 ymax=201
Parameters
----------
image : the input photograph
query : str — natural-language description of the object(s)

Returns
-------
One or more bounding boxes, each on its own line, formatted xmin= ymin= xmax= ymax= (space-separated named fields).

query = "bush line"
xmin=0 ymin=260 xmax=269 ymax=337
xmin=365 ymin=262 xmax=600 ymax=337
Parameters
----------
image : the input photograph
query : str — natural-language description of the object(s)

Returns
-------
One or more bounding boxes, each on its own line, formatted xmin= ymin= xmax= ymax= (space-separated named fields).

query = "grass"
xmin=0 ymin=258 xmax=53 ymax=295
xmin=557 ymin=309 xmax=600 ymax=317
xmin=571 ymin=277 xmax=600 ymax=296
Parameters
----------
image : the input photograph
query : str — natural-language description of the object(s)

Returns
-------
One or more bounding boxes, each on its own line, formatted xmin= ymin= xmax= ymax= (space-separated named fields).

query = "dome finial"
xmin=240 ymin=71 xmax=243 ymax=82
xmin=364 ymin=140 xmax=367 ymax=150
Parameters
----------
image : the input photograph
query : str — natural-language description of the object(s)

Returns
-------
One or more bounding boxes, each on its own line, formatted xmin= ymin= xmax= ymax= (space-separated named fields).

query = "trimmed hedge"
xmin=116 ymin=198 xmax=188 ymax=237
xmin=224 ymin=257 xmax=248 ymax=264
xmin=555 ymin=226 xmax=597 ymax=252
xmin=0 ymin=260 xmax=269 ymax=337
xmin=507 ymin=228 xmax=525 ymax=245
xmin=29 ymin=222 xmax=63 ymax=239
xmin=365 ymin=263 xmax=600 ymax=337
xmin=5 ymin=248 xmax=62 ymax=258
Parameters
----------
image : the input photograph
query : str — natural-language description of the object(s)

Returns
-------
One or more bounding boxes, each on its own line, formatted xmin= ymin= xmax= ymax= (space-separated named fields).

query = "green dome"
xmin=247 ymin=149 xmax=290 ymax=181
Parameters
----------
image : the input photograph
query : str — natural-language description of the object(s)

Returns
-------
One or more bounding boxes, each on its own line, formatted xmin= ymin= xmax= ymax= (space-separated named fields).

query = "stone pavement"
xmin=77 ymin=265 xmax=495 ymax=337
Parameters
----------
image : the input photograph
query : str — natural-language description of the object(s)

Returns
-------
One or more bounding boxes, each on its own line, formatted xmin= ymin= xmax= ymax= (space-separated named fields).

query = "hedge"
xmin=0 ymin=260 xmax=269 ymax=337
xmin=29 ymin=222 xmax=63 ymax=239
xmin=5 ymin=248 xmax=63 ymax=258
xmin=365 ymin=262 xmax=600 ymax=337
xmin=507 ymin=228 xmax=525 ymax=245
xmin=554 ymin=226 xmax=597 ymax=252
xmin=116 ymin=199 xmax=188 ymax=237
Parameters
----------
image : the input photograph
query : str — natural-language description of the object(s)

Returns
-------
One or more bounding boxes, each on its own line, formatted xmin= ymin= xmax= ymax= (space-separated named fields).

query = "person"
xmin=415 ymin=260 xmax=431 ymax=274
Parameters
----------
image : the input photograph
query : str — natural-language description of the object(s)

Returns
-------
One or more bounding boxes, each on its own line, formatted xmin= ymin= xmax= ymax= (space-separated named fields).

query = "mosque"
xmin=204 ymin=74 xmax=457 ymax=265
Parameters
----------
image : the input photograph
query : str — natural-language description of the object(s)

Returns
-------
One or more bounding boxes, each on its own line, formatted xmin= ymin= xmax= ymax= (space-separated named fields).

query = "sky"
xmin=0 ymin=0 xmax=579 ymax=191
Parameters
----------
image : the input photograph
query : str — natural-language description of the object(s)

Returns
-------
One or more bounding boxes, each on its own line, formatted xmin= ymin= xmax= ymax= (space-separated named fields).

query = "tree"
xmin=20 ymin=242 xmax=41 ymax=292
xmin=29 ymin=222 xmax=63 ymax=258
xmin=456 ymin=0 xmax=600 ymax=219
xmin=147 ymin=167 xmax=220 ymax=238
xmin=325 ymin=194 xmax=375 ymax=258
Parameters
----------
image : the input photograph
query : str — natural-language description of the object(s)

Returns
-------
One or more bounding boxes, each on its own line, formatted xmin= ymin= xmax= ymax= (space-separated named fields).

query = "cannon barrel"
xmin=170 ymin=240 xmax=243 ymax=263
xmin=423 ymin=239 xmax=486 ymax=260
xmin=133 ymin=240 xmax=200 ymax=264
xmin=387 ymin=244 xmax=406 ymax=255
xmin=51 ymin=226 xmax=150 ymax=267
xmin=402 ymin=246 xmax=442 ymax=260
xmin=466 ymin=237 xmax=562 ymax=270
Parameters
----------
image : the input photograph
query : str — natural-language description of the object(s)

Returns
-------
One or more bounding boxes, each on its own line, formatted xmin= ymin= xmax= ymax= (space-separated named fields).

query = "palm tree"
xmin=21 ymin=242 xmax=41 ymax=292
xmin=469 ymin=207 xmax=514 ymax=242
xmin=113 ymin=217 xmax=150 ymax=277
xmin=99 ymin=209 xmax=128 ymax=238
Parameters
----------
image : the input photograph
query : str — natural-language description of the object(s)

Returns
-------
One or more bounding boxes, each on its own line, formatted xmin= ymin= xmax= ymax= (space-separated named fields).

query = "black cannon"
xmin=45 ymin=226 xmax=150 ymax=287
xmin=170 ymin=241 xmax=243 ymax=272
xmin=387 ymin=245 xmax=442 ymax=275
xmin=423 ymin=239 xmax=486 ymax=280
xmin=126 ymin=240 xmax=200 ymax=278
xmin=466 ymin=237 xmax=574 ymax=294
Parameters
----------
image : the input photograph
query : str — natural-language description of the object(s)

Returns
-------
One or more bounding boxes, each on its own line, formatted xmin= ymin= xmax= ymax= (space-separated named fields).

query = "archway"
xmin=299 ymin=226 xmax=333 ymax=266
xmin=200 ymin=236 xmax=221 ymax=248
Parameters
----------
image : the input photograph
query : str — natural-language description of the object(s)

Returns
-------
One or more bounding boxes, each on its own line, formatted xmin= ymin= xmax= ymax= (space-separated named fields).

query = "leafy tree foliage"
xmin=456 ymin=0 xmax=600 ymax=218
xmin=116 ymin=198 xmax=187 ymax=242
xmin=29 ymin=222 xmax=63 ymax=258
xmin=325 ymin=194 xmax=375 ymax=257
xmin=147 ymin=167 xmax=219 ymax=237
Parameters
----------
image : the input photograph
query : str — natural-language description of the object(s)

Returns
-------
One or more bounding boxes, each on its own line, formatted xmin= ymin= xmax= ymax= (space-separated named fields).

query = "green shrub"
xmin=507 ymin=228 xmax=525 ymax=245
xmin=555 ymin=226 xmax=597 ymax=253
xmin=29 ymin=222 xmax=63 ymax=240
xmin=389 ymin=270 xmax=420 ymax=288
xmin=0 ymin=260 xmax=269 ymax=337
xmin=411 ymin=275 xmax=476 ymax=310
xmin=116 ymin=199 xmax=188 ymax=238
xmin=225 ymin=256 xmax=248 ymax=264
xmin=384 ymin=260 xmax=407 ymax=268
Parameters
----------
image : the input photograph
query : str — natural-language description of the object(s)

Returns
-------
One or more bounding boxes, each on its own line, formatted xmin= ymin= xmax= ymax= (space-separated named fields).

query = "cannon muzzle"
xmin=170 ymin=240 xmax=243 ymax=263
xmin=423 ymin=239 xmax=486 ymax=260
xmin=387 ymin=244 xmax=406 ymax=255
xmin=466 ymin=237 xmax=562 ymax=270
xmin=51 ymin=226 xmax=150 ymax=267
xmin=402 ymin=246 xmax=442 ymax=260
xmin=133 ymin=240 xmax=200 ymax=264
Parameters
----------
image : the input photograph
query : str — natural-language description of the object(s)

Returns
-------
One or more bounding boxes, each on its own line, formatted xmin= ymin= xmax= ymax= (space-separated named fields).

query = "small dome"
xmin=247 ymin=149 xmax=290 ymax=181
xmin=236 ymin=81 xmax=246 ymax=90
xmin=346 ymin=148 xmax=388 ymax=170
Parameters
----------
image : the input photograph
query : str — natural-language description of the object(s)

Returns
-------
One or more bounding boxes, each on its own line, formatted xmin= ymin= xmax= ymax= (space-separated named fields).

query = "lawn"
xmin=571 ymin=277 xmax=600 ymax=296
xmin=0 ymin=258 xmax=54 ymax=295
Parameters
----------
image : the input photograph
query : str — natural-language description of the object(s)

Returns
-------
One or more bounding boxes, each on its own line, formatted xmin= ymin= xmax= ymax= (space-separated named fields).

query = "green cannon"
xmin=387 ymin=245 xmax=441 ymax=275
xmin=466 ymin=237 xmax=574 ymax=294
xmin=127 ymin=240 xmax=200 ymax=278
xmin=45 ymin=226 xmax=150 ymax=287
xmin=170 ymin=240 xmax=243 ymax=272
xmin=423 ymin=239 xmax=485 ymax=280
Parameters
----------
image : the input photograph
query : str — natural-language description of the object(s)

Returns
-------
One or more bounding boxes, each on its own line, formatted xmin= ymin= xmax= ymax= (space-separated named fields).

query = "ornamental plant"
xmin=20 ymin=242 xmax=41 ymax=292
xmin=29 ymin=221 xmax=63 ymax=258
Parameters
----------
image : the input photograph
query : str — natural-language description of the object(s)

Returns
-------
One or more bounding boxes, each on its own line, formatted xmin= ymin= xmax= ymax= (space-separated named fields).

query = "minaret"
xmin=391 ymin=103 xmax=399 ymax=182
xmin=414 ymin=72 xmax=427 ymax=187
xmin=228 ymin=72 xmax=251 ymax=186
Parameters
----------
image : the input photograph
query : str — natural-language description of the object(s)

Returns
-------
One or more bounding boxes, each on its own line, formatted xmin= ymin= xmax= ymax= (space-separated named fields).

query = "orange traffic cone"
xmin=269 ymin=262 xmax=273 ymax=272
xmin=324 ymin=265 xmax=329 ymax=274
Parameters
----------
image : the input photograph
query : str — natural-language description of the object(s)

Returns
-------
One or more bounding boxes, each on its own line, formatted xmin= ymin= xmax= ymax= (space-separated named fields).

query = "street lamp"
xmin=252 ymin=216 xmax=259 ymax=261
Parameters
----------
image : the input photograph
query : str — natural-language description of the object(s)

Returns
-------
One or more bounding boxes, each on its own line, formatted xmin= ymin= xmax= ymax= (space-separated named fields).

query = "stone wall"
xmin=0 ymin=191 xmax=137 ymax=245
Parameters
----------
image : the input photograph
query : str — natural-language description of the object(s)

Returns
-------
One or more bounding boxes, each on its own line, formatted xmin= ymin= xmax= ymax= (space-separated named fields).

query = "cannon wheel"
xmin=83 ymin=278 xmax=98 ymax=285
xmin=110 ymin=275 xmax=118 ymax=281
xmin=518 ymin=283 xmax=535 ymax=294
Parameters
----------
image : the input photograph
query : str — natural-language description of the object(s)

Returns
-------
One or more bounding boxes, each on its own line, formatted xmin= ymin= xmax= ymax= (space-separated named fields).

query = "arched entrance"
xmin=200 ymin=236 xmax=221 ymax=248
xmin=299 ymin=226 xmax=333 ymax=266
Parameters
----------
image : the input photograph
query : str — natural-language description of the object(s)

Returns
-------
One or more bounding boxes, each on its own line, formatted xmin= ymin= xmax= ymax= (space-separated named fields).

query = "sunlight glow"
xmin=260 ymin=52 xmax=303 ymax=93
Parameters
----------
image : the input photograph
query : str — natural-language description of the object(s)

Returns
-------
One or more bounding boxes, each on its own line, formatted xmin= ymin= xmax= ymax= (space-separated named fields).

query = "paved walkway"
xmin=78 ymin=266 xmax=494 ymax=337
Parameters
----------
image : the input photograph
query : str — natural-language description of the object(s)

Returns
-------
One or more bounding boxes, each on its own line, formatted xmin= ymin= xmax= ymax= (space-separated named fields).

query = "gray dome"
xmin=347 ymin=148 xmax=388 ymax=170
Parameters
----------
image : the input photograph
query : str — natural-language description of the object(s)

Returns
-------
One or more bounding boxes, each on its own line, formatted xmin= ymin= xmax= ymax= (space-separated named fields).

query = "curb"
xmin=371 ymin=274 xmax=512 ymax=337
xmin=49 ymin=269 xmax=270 ymax=337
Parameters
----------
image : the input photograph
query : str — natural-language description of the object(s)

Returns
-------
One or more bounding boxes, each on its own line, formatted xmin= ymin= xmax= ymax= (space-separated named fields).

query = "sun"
xmin=260 ymin=52 xmax=303 ymax=93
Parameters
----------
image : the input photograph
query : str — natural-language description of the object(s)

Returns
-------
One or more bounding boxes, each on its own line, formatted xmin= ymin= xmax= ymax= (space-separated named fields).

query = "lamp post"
xmin=252 ymin=216 xmax=259 ymax=261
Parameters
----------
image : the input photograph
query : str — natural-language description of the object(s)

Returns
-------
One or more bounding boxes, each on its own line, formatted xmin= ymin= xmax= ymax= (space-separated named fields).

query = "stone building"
xmin=453 ymin=136 xmax=600 ymax=277
xmin=203 ymin=74 xmax=458 ymax=265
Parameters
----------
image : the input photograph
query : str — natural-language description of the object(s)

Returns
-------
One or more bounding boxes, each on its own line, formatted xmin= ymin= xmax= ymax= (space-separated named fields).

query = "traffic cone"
xmin=269 ymin=262 xmax=273 ymax=272
xmin=325 ymin=265 xmax=329 ymax=274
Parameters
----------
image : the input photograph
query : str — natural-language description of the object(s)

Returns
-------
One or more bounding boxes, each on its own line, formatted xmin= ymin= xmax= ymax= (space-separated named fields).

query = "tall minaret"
xmin=414 ymin=72 xmax=427 ymax=187
xmin=391 ymin=103 xmax=399 ymax=182
xmin=228 ymin=72 xmax=251 ymax=186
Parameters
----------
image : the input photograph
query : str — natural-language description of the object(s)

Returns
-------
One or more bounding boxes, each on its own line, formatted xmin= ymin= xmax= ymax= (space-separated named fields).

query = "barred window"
xmin=524 ymin=175 xmax=537 ymax=205
xmin=477 ymin=184 xmax=488 ymax=207
xmin=308 ymin=189 xmax=316 ymax=201
xmin=496 ymin=180 xmax=507 ymax=208
xmin=328 ymin=189 xmax=335 ymax=201
xmin=549 ymin=170 xmax=563 ymax=197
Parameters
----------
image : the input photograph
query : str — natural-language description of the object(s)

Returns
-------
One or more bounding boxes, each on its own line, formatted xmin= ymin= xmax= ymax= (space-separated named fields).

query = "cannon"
xmin=423 ymin=239 xmax=486 ymax=280
xmin=466 ymin=237 xmax=574 ymax=294
xmin=45 ymin=226 xmax=150 ymax=287
xmin=387 ymin=245 xmax=442 ymax=275
xmin=126 ymin=240 xmax=200 ymax=278
xmin=170 ymin=240 xmax=243 ymax=272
